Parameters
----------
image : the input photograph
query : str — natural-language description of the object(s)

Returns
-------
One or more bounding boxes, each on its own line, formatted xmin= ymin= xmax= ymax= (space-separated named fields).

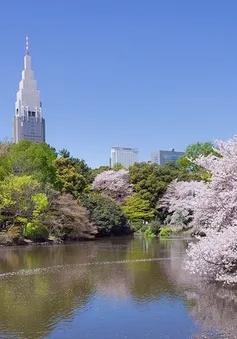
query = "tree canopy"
xmin=129 ymin=162 xmax=180 ymax=208
xmin=177 ymin=141 xmax=220 ymax=172
xmin=122 ymin=195 xmax=154 ymax=222
xmin=81 ymin=193 xmax=130 ymax=236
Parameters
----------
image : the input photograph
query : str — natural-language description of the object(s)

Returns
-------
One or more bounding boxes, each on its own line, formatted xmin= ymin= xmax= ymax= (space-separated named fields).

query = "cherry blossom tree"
xmin=160 ymin=180 xmax=205 ymax=228
xmin=161 ymin=136 xmax=237 ymax=283
xmin=190 ymin=138 xmax=237 ymax=233
xmin=185 ymin=136 xmax=237 ymax=283
xmin=92 ymin=169 xmax=133 ymax=202
xmin=186 ymin=226 xmax=237 ymax=283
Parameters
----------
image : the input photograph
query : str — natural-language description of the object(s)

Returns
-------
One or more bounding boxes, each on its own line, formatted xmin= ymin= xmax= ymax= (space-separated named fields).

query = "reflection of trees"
xmin=160 ymin=238 xmax=193 ymax=286
xmin=0 ymin=268 xmax=94 ymax=339
xmin=0 ymin=237 xmax=180 ymax=339
xmin=159 ymin=238 xmax=237 ymax=338
xmin=185 ymin=283 xmax=237 ymax=338
xmin=0 ymin=245 xmax=97 ymax=339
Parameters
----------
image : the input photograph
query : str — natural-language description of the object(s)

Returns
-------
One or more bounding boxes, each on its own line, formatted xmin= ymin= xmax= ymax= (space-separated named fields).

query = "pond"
xmin=0 ymin=237 xmax=236 ymax=339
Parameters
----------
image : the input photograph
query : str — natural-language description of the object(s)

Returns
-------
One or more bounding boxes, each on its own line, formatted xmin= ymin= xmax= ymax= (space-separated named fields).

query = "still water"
xmin=0 ymin=237 xmax=236 ymax=339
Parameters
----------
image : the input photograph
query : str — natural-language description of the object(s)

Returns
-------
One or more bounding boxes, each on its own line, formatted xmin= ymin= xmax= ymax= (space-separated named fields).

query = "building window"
xmin=28 ymin=111 xmax=36 ymax=117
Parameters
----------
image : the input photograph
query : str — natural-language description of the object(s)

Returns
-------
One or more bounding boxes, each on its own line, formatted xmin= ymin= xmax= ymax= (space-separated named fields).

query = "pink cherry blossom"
xmin=160 ymin=180 xmax=205 ymax=228
xmin=163 ymin=136 xmax=237 ymax=283
xmin=92 ymin=169 xmax=133 ymax=201
xmin=185 ymin=136 xmax=237 ymax=283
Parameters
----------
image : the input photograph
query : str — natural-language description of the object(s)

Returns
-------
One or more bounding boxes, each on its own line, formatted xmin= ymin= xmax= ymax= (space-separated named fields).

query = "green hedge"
xmin=24 ymin=222 xmax=49 ymax=242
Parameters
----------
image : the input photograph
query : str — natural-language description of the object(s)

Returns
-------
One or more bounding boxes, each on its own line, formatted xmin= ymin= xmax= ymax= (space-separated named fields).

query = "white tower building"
xmin=12 ymin=37 xmax=45 ymax=143
xmin=111 ymin=146 xmax=138 ymax=168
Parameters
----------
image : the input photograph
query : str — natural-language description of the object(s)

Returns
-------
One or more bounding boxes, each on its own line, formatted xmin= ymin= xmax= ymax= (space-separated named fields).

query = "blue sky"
xmin=1 ymin=0 xmax=237 ymax=168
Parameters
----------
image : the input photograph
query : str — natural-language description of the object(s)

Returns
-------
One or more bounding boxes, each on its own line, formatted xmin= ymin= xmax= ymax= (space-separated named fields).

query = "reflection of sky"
xmin=48 ymin=296 xmax=199 ymax=339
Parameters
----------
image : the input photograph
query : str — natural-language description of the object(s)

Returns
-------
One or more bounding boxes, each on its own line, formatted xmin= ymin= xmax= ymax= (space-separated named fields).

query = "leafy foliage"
xmin=47 ymin=193 xmax=97 ymax=239
xmin=159 ymin=227 xmax=173 ymax=237
xmin=177 ymin=141 xmax=220 ymax=173
xmin=144 ymin=228 xmax=156 ymax=238
xmin=129 ymin=162 xmax=180 ymax=208
xmin=122 ymin=194 xmax=154 ymax=222
xmin=81 ymin=193 xmax=130 ymax=236
xmin=54 ymin=157 xmax=86 ymax=196
xmin=148 ymin=220 xmax=161 ymax=235
xmin=58 ymin=149 xmax=92 ymax=184
xmin=0 ymin=175 xmax=48 ymax=226
xmin=111 ymin=163 xmax=126 ymax=171
xmin=7 ymin=140 xmax=58 ymax=186
xmin=24 ymin=222 xmax=49 ymax=242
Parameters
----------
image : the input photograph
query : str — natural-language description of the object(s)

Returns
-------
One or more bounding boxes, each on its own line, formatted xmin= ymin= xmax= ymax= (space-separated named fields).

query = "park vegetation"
xmin=0 ymin=140 xmax=218 ymax=245
xmin=0 ymin=140 xmax=212 ymax=243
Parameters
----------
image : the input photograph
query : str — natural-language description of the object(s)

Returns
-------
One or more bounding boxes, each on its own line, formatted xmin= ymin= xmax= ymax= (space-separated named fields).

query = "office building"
xmin=111 ymin=146 xmax=138 ymax=168
xmin=151 ymin=149 xmax=184 ymax=165
xmin=12 ymin=37 xmax=45 ymax=143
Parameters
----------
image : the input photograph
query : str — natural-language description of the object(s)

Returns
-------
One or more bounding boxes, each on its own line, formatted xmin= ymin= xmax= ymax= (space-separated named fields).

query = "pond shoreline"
xmin=0 ymin=232 xmax=193 ymax=247
xmin=0 ymin=234 xmax=138 ymax=247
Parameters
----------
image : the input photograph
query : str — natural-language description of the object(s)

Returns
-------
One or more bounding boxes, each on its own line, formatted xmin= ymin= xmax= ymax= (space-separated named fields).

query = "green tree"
xmin=122 ymin=195 xmax=154 ymax=222
xmin=129 ymin=162 xmax=180 ymax=208
xmin=6 ymin=140 xmax=58 ymax=186
xmin=177 ymin=142 xmax=220 ymax=172
xmin=58 ymin=148 xmax=70 ymax=158
xmin=54 ymin=157 xmax=86 ymax=195
xmin=81 ymin=193 xmax=130 ymax=236
xmin=57 ymin=150 xmax=92 ymax=184
xmin=67 ymin=157 xmax=91 ymax=184
xmin=0 ymin=146 xmax=11 ymax=181
xmin=112 ymin=163 xmax=126 ymax=171
xmin=0 ymin=175 xmax=48 ymax=228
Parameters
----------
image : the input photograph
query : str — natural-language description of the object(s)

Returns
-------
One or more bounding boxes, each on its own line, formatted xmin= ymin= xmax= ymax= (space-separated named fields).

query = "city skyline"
xmin=1 ymin=1 xmax=237 ymax=167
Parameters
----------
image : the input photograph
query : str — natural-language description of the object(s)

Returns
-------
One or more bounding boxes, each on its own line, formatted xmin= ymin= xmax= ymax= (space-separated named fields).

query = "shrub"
xmin=0 ymin=233 xmax=15 ymax=245
xmin=144 ymin=228 xmax=155 ymax=238
xmin=159 ymin=227 xmax=173 ymax=237
xmin=148 ymin=221 xmax=161 ymax=235
xmin=132 ymin=221 xmax=143 ymax=231
xmin=140 ymin=225 xmax=149 ymax=233
xmin=24 ymin=222 xmax=49 ymax=242
xmin=8 ymin=225 xmax=22 ymax=238
xmin=0 ymin=226 xmax=25 ymax=245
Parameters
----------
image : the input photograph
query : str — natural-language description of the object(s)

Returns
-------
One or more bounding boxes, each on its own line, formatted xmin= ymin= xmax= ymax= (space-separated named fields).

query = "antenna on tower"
xmin=26 ymin=36 xmax=29 ymax=55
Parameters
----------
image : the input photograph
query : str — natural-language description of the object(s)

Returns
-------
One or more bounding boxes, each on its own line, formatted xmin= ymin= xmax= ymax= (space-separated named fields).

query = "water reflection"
xmin=0 ymin=237 xmax=236 ymax=338
xmin=159 ymin=238 xmax=237 ymax=339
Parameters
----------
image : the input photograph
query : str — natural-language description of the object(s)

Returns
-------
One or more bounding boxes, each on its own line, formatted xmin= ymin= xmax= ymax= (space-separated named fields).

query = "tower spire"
xmin=26 ymin=36 xmax=29 ymax=55
xmin=13 ymin=37 xmax=45 ymax=143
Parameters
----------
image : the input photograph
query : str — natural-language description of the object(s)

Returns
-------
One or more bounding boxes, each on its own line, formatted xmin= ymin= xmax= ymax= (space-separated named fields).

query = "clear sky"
xmin=1 ymin=0 xmax=237 ymax=168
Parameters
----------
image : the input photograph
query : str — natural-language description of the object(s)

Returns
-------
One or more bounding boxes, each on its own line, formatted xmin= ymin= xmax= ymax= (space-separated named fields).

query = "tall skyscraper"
xmin=12 ymin=37 xmax=45 ymax=143
xmin=111 ymin=146 xmax=138 ymax=168
xmin=151 ymin=149 xmax=184 ymax=165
